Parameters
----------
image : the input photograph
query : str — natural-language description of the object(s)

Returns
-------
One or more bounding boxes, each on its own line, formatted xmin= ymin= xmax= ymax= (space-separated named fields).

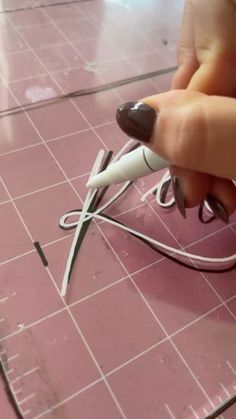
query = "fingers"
xmin=169 ymin=166 xmax=212 ymax=207
xmin=172 ymin=58 xmax=199 ymax=90
xmin=187 ymin=58 xmax=236 ymax=97
xmin=171 ymin=0 xmax=199 ymax=89
xmin=143 ymin=90 xmax=236 ymax=179
xmin=115 ymin=92 xmax=236 ymax=217
xmin=170 ymin=166 xmax=236 ymax=215
xmin=210 ymin=177 xmax=236 ymax=215
xmin=173 ymin=0 xmax=236 ymax=95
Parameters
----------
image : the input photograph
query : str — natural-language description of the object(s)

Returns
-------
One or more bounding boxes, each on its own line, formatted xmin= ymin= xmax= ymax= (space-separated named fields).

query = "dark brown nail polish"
xmin=172 ymin=176 xmax=186 ymax=219
xmin=116 ymin=101 xmax=157 ymax=143
xmin=206 ymin=194 xmax=229 ymax=223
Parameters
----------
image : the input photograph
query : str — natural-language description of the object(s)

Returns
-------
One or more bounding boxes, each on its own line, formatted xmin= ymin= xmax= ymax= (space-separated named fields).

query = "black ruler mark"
xmin=34 ymin=241 xmax=48 ymax=267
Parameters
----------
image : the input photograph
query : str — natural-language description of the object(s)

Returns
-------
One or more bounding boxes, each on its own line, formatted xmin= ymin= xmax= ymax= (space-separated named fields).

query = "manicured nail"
xmin=116 ymin=101 xmax=157 ymax=143
xmin=206 ymin=194 xmax=229 ymax=223
xmin=172 ymin=176 xmax=186 ymax=219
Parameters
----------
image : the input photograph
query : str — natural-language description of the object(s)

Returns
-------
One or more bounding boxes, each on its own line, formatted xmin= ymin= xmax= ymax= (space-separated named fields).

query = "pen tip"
xmin=86 ymin=180 xmax=93 ymax=189
xmin=86 ymin=170 xmax=110 ymax=189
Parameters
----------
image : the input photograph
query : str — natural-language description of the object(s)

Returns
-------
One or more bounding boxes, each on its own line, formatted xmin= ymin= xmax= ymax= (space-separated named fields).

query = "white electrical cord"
xmin=60 ymin=146 xmax=235 ymax=296
xmin=60 ymin=149 xmax=105 ymax=297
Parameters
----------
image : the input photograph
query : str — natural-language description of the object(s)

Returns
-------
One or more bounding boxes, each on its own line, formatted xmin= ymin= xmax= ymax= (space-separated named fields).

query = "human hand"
xmin=116 ymin=89 xmax=236 ymax=220
xmin=160 ymin=0 xmax=236 ymax=219
xmin=116 ymin=0 xmax=236 ymax=220
xmin=172 ymin=0 xmax=236 ymax=95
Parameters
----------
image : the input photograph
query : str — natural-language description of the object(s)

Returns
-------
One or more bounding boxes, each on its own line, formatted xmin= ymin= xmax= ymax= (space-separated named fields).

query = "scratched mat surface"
xmin=0 ymin=0 xmax=236 ymax=418
xmin=0 ymin=0 xmax=178 ymax=114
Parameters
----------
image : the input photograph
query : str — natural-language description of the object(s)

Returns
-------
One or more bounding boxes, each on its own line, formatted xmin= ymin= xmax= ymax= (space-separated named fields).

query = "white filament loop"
xmin=60 ymin=147 xmax=235 ymax=297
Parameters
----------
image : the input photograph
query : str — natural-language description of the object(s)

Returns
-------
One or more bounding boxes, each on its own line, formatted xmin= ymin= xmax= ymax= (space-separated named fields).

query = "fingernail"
xmin=172 ymin=176 xmax=186 ymax=219
xmin=206 ymin=194 xmax=229 ymax=223
xmin=116 ymin=101 xmax=157 ymax=143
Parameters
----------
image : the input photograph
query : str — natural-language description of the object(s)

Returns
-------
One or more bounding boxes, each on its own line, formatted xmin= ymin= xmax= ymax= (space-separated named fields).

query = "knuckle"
xmin=177 ymin=47 xmax=192 ymax=65
xmin=172 ymin=102 xmax=208 ymax=169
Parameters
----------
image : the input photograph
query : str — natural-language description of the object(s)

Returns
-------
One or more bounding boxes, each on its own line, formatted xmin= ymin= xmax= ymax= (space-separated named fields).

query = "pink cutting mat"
xmin=0 ymin=1 xmax=236 ymax=418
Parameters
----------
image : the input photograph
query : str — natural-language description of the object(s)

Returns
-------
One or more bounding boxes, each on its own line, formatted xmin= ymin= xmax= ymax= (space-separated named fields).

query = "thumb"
xmin=116 ymin=90 xmax=236 ymax=180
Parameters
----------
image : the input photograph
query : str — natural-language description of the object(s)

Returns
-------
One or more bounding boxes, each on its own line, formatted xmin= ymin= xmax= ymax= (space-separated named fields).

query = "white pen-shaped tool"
xmin=86 ymin=146 xmax=169 ymax=189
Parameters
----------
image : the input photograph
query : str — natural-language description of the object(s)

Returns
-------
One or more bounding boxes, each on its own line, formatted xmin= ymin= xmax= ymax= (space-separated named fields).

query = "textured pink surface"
xmin=0 ymin=83 xmax=17 ymax=112
xmin=46 ymin=225 xmax=127 ymax=303
xmin=0 ymin=50 xmax=45 ymax=82
xmin=43 ymin=381 xmax=122 ymax=419
xmin=9 ymin=74 xmax=60 ymax=104
xmin=0 ymin=202 xmax=32 ymax=262
xmin=133 ymin=259 xmax=220 ymax=334
xmin=0 ymin=177 xmax=9 ymax=202
xmin=0 ymin=1 xmax=235 ymax=419
xmin=173 ymin=307 xmax=236 ymax=403
xmin=16 ymin=182 xmax=82 ymax=244
xmin=28 ymin=100 xmax=89 ymax=140
xmin=0 ymin=377 xmax=16 ymax=419
xmin=0 ymin=144 xmax=65 ymax=197
xmin=71 ymin=279 xmax=165 ymax=372
xmin=108 ymin=341 xmax=210 ymax=419
xmin=36 ymin=43 xmax=85 ymax=72
xmin=0 ymin=112 xmax=41 ymax=154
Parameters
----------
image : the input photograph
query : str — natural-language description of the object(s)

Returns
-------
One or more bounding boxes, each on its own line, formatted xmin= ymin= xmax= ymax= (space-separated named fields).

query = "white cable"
xmin=61 ymin=145 xmax=236 ymax=297
xmin=140 ymin=184 xmax=158 ymax=202
xmin=60 ymin=149 xmax=105 ymax=297
xmin=59 ymin=181 xmax=130 ymax=229
xmin=63 ymin=210 xmax=236 ymax=267
xmin=60 ymin=144 xmax=133 ymax=296
xmin=60 ymin=142 xmax=136 ymax=231
xmin=204 ymin=200 xmax=213 ymax=214
xmin=141 ymin=170 xmax=215 ymax=213
xmin=61 ymin=177 xmax=236 ymax=269
xmin=141 ymin=171 xmax=175 ymax=207
xmin=155 ymin=171 xmax=174 ymax=207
